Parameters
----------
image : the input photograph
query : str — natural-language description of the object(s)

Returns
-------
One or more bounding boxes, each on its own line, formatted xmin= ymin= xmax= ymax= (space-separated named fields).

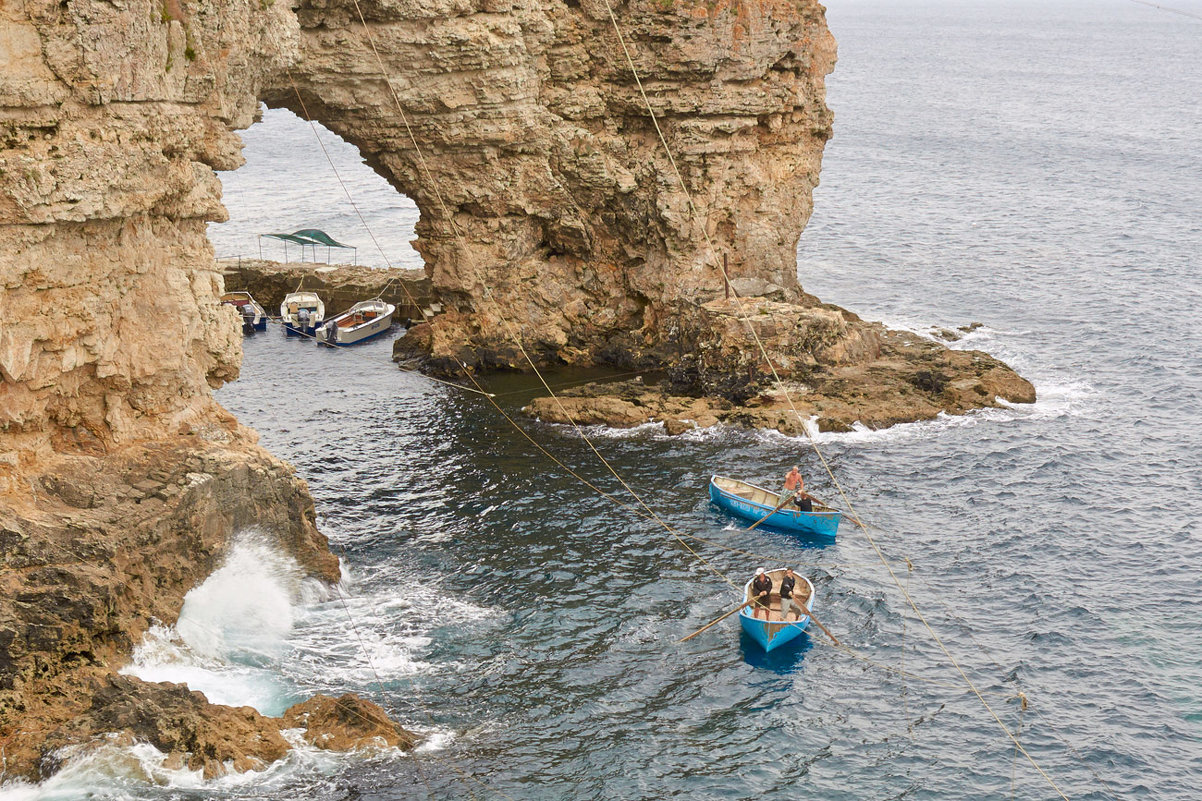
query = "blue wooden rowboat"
xmin=709 ymin=475 xmax=840 ymax=538
xmin=739 ymin=568 xmax=815 ymax=652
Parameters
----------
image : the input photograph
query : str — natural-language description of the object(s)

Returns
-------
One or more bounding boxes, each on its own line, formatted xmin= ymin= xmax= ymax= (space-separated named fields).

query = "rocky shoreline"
xmin=522 ymin=298 xmax=1035 ymax=435
xmin=0 ymin=433 xmax=416 ymax=781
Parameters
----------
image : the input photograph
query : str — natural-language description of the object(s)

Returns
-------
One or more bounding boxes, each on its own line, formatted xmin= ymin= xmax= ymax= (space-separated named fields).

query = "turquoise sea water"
xmin=6 ymin=1 xmax=1201 ymax=798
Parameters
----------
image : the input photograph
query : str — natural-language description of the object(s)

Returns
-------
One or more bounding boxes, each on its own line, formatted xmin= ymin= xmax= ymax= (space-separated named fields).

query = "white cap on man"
xmin=755 ymin=568 xmax=765 ymax=576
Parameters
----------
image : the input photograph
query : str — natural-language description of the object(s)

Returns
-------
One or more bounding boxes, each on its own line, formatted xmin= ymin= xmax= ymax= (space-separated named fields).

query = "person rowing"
xmin=780 ymin=466 xmax=801 ymax=506
xmin=751 ymin=568 xmax=773 ymax=620
xmin=779 ymin=568 xmax=806 ymax=622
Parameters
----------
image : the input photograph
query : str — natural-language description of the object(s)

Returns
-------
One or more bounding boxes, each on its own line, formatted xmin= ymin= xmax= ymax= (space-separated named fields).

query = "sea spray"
xmin=175 ymin=531 xmax=314 ymax=665
xmin=123 ymin=531 xmax=329 ymax=715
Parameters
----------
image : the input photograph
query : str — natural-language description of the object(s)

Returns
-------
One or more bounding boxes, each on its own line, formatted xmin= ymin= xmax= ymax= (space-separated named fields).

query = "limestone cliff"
xmin=264 ymin=0 xmax=836 ymax=371
xmin=0 ymin=0 xmax=414 ymax=780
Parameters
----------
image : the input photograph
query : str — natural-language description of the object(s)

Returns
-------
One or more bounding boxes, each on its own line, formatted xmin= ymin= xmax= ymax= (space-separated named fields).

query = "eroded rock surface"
xmin=282 ymin=693 xmax=418 ymax=752
xmin=265 ymin=0 xmax=837 ymax=372
xmin=0 ymin=0 xmax=411 ymax=781
xmin=525 ymin=297 xmax=1036 ymax=434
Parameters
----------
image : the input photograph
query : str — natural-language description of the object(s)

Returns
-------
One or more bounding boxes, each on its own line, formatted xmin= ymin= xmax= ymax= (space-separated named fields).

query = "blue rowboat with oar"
xmin=739 ymin=568 xmax=815 ymax=652
xmin=709 ymin=475 xmax=840 ymax=538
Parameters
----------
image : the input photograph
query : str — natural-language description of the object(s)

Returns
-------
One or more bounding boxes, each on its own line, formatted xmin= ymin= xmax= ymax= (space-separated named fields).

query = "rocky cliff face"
xmin=264 ymin=0 xmax=836 ymax=371
xmin=0 ymin=0 xmax=418 ymax=780
xmin=1 ymin=0 xmax=296 ymax=463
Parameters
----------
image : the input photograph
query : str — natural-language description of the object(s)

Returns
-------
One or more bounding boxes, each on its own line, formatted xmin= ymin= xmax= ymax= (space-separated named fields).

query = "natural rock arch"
xmin=262 ymin=0 xmax=836 ymax=372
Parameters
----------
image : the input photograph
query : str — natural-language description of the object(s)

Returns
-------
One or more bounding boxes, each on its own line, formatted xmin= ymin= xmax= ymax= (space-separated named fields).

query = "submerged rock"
xmin=282 ymin=693 xmax=417 ymax=752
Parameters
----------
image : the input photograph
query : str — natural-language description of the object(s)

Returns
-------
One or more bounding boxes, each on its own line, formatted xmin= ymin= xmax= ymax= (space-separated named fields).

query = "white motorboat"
xmin=280 ymin=291 xmax=325 ymax=337
xmin=315 ymin=299 xmax=396 ymax=346
xmin=220 ymin=291 xmax=268 ymax=333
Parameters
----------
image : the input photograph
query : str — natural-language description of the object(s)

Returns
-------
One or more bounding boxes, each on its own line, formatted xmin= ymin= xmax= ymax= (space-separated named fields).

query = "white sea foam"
xmin=122 ymin=531 xmax=326 ymax=715
xmin=174 ymin=533 xmax=315 ymax=665
xmin=564 ymin=372 xmax=1091 ymax=447
xmin=10 ymin=533 xmax=473 ymax=798
xmin=0 ymin=737 xmax=352 ymax=800
xmin=413 ymin=728 xmax=457 ymax=754
xmin=576 ymin=420 xmax=666 ymax=440
xmin=752 ymin=377 xmax=1094 ymax=448
xmin=278 ymin=559 xmax=500 ymax=695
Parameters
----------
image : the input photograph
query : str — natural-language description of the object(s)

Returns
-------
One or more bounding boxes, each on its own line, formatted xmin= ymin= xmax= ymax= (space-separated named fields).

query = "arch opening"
xmin=208 ymin=106 xmax=423 ymax=271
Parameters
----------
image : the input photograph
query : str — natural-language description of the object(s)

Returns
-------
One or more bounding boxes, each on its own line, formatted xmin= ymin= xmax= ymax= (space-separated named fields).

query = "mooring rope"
xmin=596 ymin=1 xmax=1072 ymax=796
xmin=336 ymin=0 xmax=752 ymax=598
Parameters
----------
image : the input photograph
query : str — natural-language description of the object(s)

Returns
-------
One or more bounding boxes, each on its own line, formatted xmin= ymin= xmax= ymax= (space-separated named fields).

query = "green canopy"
xmin=290 ymin=229 xmax=354 ymax=249
xmin=261 ymin=232 xmax=314 ymax=246
xmin=258 ymin=229 xmax=358 ymax=264
xmin=261 ymin=229 xmax=354 ymax=249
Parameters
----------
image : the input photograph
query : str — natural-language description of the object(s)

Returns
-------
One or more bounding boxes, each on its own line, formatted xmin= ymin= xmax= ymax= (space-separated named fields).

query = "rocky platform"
xmin=523 ymin=297 xmax=1035 ymax=434
xmin=0 ymin=434 xmax=416 ymax=780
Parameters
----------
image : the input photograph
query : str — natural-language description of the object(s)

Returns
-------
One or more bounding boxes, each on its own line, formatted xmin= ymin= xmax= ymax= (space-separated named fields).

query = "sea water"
xmin=7 ymin=0 xmax=1201 ymax=798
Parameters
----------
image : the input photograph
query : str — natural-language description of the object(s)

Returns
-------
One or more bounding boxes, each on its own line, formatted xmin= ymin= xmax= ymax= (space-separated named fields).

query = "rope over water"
xmin=265 ymin=1 xmax=1092 ymax=797
xmin=597 ymin=0 xmax=1073 ymax=796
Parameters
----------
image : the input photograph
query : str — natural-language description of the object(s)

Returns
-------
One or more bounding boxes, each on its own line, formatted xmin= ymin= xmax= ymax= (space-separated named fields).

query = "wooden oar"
xmin=679 ymin=597 xmax=759 ymax=642
xmin=747 ymin=493 xmax=795 ymax=531
xmin=795 ymin=601 xmax=840 ymax=646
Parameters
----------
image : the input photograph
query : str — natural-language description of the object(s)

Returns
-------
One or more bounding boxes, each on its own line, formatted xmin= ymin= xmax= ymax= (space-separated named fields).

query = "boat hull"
xmin=709 ymin=476 xmax=840 ymax=538
xmin=221 ymin=292 xmax=268 ymax=334
xmin=283 ymin=322 xmax=318 ymax=337
xmin=335 ymin=313 xmax=393 ymax=345
xmin=280 ymin=293 xmax=325 ymax=339
xmin=738 ymin=569 xmax=815 ymax=652
xmin=316 ymin=300 xmax=397 ymax=346
xmin=739 ymin=611 xmax=811 ymax=652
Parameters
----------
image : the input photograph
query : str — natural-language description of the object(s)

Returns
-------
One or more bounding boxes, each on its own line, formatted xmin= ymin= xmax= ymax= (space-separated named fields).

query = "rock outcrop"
xmin=282 ymin=693 xmax=418 ymax=752
xmin=264 ymin=0 xmax=837 ymax=372
xmin=524 ymin=296 xmax=1036 ymax=434
xmin=0 ymin=0 xmax=412 ymax=782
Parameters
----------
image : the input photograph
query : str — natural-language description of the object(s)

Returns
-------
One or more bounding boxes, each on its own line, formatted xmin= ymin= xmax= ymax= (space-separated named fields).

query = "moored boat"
xmin=738 ymin=568 xmax=814 ymax=652
xmin=709 ymin=475 xmax=840 ymax=538
xmin=220 ymin=291 xmax=268 ymax=334
xmin=280 ymin=291 xmax=325 ymax=337
xmin=315 ymin=299 xmax=396 ymax=346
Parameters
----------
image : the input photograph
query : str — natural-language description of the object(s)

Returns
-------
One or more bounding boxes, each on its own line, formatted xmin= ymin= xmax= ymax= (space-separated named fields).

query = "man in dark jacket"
xmin=779 ymin=568 xmax=806 ymax=622
xmin=751 ymin=568 xmax=773 ymax=620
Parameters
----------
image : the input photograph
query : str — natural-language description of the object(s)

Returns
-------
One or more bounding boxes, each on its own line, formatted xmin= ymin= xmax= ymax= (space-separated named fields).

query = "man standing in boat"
xmin=780 ymin=466 xmax=802 ymax=506
xmin=780 ymin=466 xmax=815 ymax=513
xmin=779 ymin=568 xmax=805 ymax=622
xmin=751 ymin=568 xmax=773 ymax=621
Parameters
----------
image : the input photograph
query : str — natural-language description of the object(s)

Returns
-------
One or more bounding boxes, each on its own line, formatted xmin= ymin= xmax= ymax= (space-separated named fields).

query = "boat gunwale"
xmin=326 ymin=300 xmax=396 ymax=334
xmin=738 ymin=568 xmax=814 ymax=650
xmin=709 ymin=474 xmax=839 ymax=519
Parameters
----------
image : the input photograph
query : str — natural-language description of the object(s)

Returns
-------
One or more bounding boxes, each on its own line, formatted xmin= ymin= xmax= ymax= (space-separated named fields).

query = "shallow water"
xmin=8 ymin=1 xmax=1202 ymax=798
